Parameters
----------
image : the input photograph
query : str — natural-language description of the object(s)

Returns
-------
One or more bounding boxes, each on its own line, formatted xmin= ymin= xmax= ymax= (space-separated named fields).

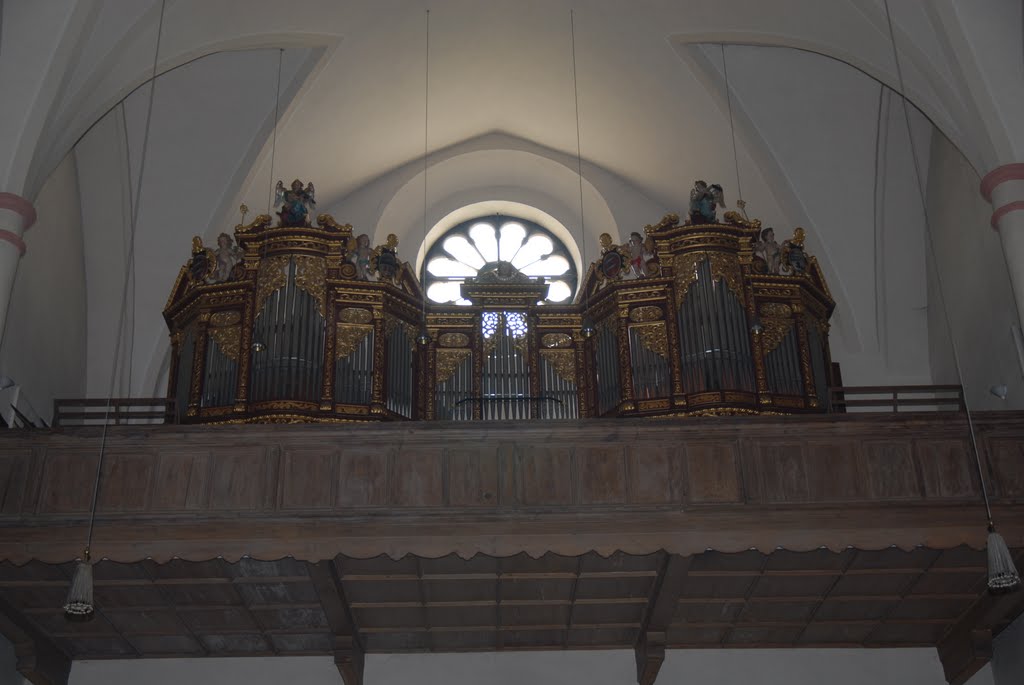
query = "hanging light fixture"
xmin=64 ymin=0 xmax=169 ymax=621
xmin=569 ymin=10 xmax=595 ymax=340
xmin=881 ymin=0 xmax=1018 ymax=593
xmin=416 ymin=8 xmax=432 ymax=348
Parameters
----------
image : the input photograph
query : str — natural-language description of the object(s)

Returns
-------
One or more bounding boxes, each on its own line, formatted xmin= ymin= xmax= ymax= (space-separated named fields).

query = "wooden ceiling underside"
xmin=2 ymin=546 xmax=1022 ymax=660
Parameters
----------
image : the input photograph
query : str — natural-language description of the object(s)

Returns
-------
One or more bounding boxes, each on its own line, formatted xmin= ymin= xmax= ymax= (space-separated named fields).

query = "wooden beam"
xmin=635 ymin=554 xmax=691 ymax=685
xmin=309 ymin=561 xmax=364 ymax=685
xmin=937 ymin=587 xmax=1024 ymax=685
xmin=0 ymin=595 xmax=70 ymax=685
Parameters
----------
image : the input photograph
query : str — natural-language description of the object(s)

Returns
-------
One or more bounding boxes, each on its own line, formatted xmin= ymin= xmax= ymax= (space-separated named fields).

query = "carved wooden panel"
xmin=626 ymin=445 xmax=682 ymax=505
xmin=861 ymin=441 xmax=920 ymax=500
xmin=749 ymin=442 xmax=808 ymax=504
xmin=804 ymin=441 xmax=862 ymax=501
xmin=151 ymin=449 xmax=210 ymax=511
xmin=392 ymin=447 xmax=443 ymax=507
xmin=281 ymin=449 xmax=337 ymax=510
xmin=98 ymin=449 xmax=156 ymax=512
xmin=0 ymin=449 xmax=32 ymax=515
xmin=504 ymin=444 xmax=573 ymax=506
xmin=336 ymin=449 xmax=389 ymax=507
xmin=208 ymin=451 xmax=268 ymax=511
xmin=685 ymin=442 xmax=742 ymax=504
xmin=986 ymin=438 xmax=1024 ymax=500
xmin=916 ymin=439 xmax=978 ymax=499
xmin=447 ymin=446 xmax=499 ymax=506
xmin=577 ymin=445 xmax=628 ymax=505
xmin=37 ymin=449 xmax=99 ymax=514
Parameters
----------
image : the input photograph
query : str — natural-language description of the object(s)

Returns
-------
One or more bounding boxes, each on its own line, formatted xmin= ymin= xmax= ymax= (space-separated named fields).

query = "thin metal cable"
xmin=85 ymin=0 xmax=167 ymax=557
xmin=872 ymin=83 xmax=886 ymax=357
xmin=882 ymin=0 xmax=993 ymax=526
xmin=720 ymin=44 xmax=746 ymax=218
xmin=266 ymin=48 xmax=284 ymax=217
xmin=421 ymin=9 xmax=430 ymax=319
xmin=570 ymin=10 xmax=588 ymax=307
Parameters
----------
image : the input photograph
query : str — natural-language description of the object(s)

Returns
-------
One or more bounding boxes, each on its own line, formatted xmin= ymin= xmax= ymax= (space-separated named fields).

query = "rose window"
xmin=423 ymin=215 xmax=578 ymax=305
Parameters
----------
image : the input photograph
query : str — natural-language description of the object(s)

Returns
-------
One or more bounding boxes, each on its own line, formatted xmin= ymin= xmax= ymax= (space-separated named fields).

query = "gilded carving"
xmin=336 ymin=323 xmax=373 ymax=360
xmin=630 ymin=322 xmax=668 ymax=358
xmin=436 ymin=348 xmax=472 ymax=384
xmin=674 ymin=252 xmax=742 ymax=303
xmin=759 ymin=302 xmax=792 ymax=318
xmin=294 ymin=255 xmax=327 ymax=317
xmin=541 ymin=333 xmax=573 ymax=348
xmin=256 ymin=256 xmax=289 ymax=312
xmin=438 ymin=332 xmax=470 ymax=348
xmin=760 ymin=316 xmax=794 ymax=354
xmin=339 ymin=307 xmax=373 ymax=324
xmin=540 ymin=349 xmax=577 ymax=384
xmin=210 ymin=311 xmax=241 ymax=327
xmin=629 ymin=305 xmax=663 ymax=322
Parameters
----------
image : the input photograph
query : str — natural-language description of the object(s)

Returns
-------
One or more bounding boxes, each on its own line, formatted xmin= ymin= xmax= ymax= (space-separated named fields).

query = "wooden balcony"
xmin=0 ymin=411 xmax=1022 ymax=685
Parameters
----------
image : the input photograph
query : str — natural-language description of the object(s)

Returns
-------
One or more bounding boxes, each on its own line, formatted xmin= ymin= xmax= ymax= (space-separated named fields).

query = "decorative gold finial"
xmin=239 ymin=204 xmax=249 ymax=223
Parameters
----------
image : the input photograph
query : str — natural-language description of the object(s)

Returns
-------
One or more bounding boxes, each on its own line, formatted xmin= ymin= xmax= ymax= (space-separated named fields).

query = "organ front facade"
xmin=163 ymin=184 xmax=835 ymax=424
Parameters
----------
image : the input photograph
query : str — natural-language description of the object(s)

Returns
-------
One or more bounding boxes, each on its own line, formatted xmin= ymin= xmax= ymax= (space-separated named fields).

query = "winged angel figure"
xmin=274 ymin=179 xmax=316 ymax=227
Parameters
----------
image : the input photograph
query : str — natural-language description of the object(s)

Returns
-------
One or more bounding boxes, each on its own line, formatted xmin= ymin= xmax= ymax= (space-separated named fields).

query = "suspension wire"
xmin=421 ymin=9 xmax=431 ymax=320
xmin=85 ymin=0 xmax=168 ymax=559
xmin=570 ymin=10 xmax=589 ymax=308
xmin=881 ymin=0 xmax=993 ymax=527
xmin=266 ymin=48 xmax=284 ymax=217
xmin=720 ymin=44 xmax=747 ymax=219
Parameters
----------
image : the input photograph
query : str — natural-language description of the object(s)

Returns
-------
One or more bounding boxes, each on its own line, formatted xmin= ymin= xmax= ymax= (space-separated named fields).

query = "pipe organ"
xmin=165 ymin=202 xmax=834 ymax=423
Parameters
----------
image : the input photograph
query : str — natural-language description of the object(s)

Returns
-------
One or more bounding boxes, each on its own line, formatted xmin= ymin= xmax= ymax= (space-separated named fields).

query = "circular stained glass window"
xmin=423 ymin=215 xmax=578 ymax=305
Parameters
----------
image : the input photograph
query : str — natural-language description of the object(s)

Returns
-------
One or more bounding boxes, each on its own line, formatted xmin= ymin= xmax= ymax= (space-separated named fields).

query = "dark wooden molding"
xmin=310 ymin=560 xmax=364 ymax=685
xmin=0 ymin=595 xmax=70 ymax=685
xmin=635 ymin=554 xmax=691 ymax=685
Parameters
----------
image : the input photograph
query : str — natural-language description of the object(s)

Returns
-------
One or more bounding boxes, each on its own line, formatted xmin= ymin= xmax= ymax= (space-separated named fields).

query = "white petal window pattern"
xmin=424 ymin=215 xmax=578 ymax=305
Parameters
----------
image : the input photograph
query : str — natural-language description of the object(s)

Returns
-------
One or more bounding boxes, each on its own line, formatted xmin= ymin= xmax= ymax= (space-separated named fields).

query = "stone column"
xmin=0 ymin=193 xmax=37 ymax=347
xmin=982 ymin=163 xmax=1024 ymax=329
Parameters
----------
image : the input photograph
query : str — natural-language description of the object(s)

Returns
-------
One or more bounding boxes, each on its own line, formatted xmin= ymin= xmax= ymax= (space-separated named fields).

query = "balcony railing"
xmin=51 ymin=397 xmax=175 ymax=427
xmin=829 ymin=385 xmax=965 ymax=413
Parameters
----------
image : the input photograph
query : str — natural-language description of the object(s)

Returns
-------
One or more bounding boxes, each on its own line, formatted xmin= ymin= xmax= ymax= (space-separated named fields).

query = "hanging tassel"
xmin=987 ymin=526 xmax=1021 ymax=593
xmin=63 ymin=550 xmax=95 ymax=622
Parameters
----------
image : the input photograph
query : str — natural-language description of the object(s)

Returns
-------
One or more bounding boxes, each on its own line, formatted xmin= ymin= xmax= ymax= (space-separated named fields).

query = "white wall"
xmin=925 ymin=130 xmax=1024 ymax=410
xmin=0 ymin=153 xmax=86 ymax=423
xmin=70 ymin=647 xmax=952 ymax=685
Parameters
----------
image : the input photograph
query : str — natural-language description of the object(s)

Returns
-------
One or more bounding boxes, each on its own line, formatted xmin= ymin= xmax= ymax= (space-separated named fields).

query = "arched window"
xmin=423 ymin=215 xmax=578 ymax=305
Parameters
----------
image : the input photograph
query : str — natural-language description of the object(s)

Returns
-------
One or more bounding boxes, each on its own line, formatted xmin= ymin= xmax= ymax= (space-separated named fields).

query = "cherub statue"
xmin=624 ymin=231 xmax=658 ymax=280
xmin=210 ymin=232 xmax=243 ymax=283
xmin=374 ymin=233 xmax=401 ymax=282
xmin=752 ymin=227 xmax=781 ymax=274
xmin=187 ymin=236 xmax=215 ymax=283
xmin=348 ymin=233 xmax=375 ymax=281
xmin=688 ymin=180 xmax=726 ymax=224
xmin=274 ymin=179 xmax=316 ymax=227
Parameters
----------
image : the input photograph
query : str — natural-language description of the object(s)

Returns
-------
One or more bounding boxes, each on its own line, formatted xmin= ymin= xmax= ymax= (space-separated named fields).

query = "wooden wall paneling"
xmin=151 ymin=449 xmax=211 ymax=511
xmin=36 ymin=449 xmax=99 ymax=515
xmin=97 ymin=449 xmax=156 ymax=513
xmin=0 ymin=448 xmax=32 ymax=516
xmin=803 ymin=441 xmax=863 ymax=502
xmin=915 ymin=440 xmax=980 ymax=499
xmin=748 ymin=441 xmax=809 ymax=504
xmin=280 ymin=448 xmax=338 ymax=510
xmin=392 ymin=446 xmax=443 ymax=508
xmin=502 ymin=444 xmax=574 ymax=507
xmin=860 ymin=441 xmax=921 ymax=500
xmin=446 ymin=445 xmax=499 ymax=507
xmin=208 ymin=448 xmax=269 ymax=511
xmin=335 ymin=448 xmax=389 ymax=508
xmin=984 ymin=438 xmax=1024 ymax=500
xmin=684 ymin=441 xmax=742 ymax=505
xmin=576 ymin=445 xmax=628 ymax=505
xmin=626 ymin=444 xmax=682 ymax=506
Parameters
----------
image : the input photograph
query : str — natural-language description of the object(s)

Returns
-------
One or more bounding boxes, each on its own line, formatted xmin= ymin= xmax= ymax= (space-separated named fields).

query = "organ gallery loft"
xmin=0 ymin=3 xmax=1023 ymax=685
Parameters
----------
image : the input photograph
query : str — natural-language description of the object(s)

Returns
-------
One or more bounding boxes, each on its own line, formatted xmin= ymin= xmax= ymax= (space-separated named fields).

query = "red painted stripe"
xmin=0 ymin=229 xmax=26 ymax=256
xmin=981 ymin=163 xmax=1024 ymax=202
xmin=0 ymin=193 xmax=36 ymax=230
xmin=991 ymin=200 xmax=1024 ymax=229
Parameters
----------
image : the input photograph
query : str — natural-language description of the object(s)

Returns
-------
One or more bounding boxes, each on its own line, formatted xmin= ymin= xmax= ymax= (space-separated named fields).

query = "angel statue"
xmin=274 ymin=179 xmax=316 ymax=227
xmin=688 ymin=180 xmax=726 ymax=225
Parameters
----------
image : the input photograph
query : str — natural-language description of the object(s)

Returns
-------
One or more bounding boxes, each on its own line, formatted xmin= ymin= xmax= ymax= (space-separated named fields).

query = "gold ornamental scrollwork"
xmin=293 ymin=255 xmax=327 ymax=317
xmin=438 ymin=332 xmax=470 ymax=348
xmin=436 ymin=348 xmax=472 ymax=384
xmin=540 ymin=349 xmax=577 ymax=384
xmin=759 ymin=302 xmax=792 ymax=318
xmin=629 ymin=305 xmax=663 ymax=323
xmin=541 ymin=333 xmax=573 ymax=348
xmin=256 ymin=256 xmax=289 ymax=313
xmin=674 ymin=252 xmax=743 ymax=304
xmin=208 ymin=326 xmax=241 ymax=361
xmin=760 ymin=316 xmax=794 ymax=354
xmin=630 ymin=322 xmax=669 ymax=358
xmin=336 ymin=323 xmax=373 ymax=360
xmin=385 ymin=317 xmax=419 ymax=352
xmin=339 ymin=307 xmax=373 ymax=324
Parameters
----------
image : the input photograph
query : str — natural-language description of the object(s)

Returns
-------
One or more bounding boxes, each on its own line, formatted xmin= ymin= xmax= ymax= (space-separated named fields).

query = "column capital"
xmin=981 ymin=163 xmax=1024 ymax=202
xmin=0 ymin=192 xmax=36 ymax=231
